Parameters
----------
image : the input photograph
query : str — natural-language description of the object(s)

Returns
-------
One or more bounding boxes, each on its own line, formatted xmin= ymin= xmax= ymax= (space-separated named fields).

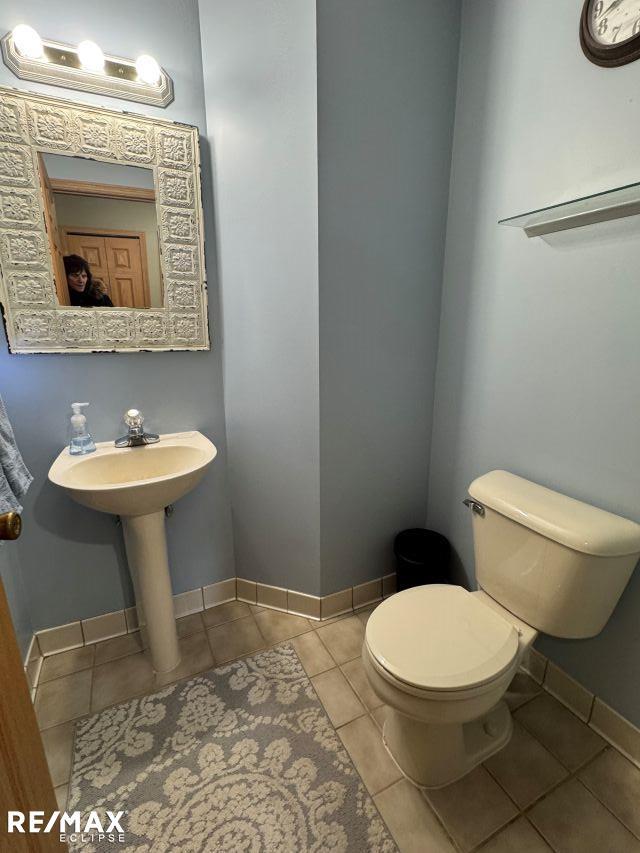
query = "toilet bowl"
xmin=362 ymin=585 xmax=536 ymax=788
xmin=363 ymin=470 xmax=640 ymax=789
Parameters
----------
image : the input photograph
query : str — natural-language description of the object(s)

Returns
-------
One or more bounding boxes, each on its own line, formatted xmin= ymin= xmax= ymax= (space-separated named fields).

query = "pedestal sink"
xmin=48 ymin=431 xmax=217 ymax=673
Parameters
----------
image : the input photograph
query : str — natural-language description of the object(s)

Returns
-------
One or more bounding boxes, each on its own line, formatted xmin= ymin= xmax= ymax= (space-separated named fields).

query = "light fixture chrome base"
xmin=1 ymin=32 xmax=173 ymax=107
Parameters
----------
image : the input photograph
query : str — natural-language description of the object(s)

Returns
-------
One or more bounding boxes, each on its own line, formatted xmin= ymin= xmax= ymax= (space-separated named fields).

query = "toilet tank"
xmin=467 ymin=471 xmax=640 ymax=639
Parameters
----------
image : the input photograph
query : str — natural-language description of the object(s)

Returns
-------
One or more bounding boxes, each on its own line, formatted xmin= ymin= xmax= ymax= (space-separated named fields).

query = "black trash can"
xmin=393 ymin=528 xmax=451 ymax=591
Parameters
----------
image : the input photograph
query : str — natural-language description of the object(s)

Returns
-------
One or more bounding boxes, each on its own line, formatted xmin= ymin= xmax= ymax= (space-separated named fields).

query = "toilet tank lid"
xmin=468 ymin=471 xmax=640 ymax=557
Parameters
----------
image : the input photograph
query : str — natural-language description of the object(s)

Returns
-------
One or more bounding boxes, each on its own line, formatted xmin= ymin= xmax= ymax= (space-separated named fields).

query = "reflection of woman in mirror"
xmin=63 ymin=254 xmax=114 ymax=307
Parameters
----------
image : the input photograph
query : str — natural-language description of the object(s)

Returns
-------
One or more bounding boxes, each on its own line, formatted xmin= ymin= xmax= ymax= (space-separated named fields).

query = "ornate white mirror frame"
xmin=0 ymin=87 xmax=210 ymax=353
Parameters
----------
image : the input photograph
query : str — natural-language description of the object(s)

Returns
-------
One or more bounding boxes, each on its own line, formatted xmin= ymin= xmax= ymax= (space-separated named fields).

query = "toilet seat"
xmin=365 ymin=585 xmax=519 ymax=694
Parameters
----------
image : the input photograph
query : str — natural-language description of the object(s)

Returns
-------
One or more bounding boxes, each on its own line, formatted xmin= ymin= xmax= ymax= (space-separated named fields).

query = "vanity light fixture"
xmin=77 ymin=40 xmax=105 ymax=74
xmin=135 ymin=54 xmax=162 ymax=87
xmin=11 ymin=24 xmax=44 ymax=60
xmin=1 ymin=26 xmax=173 ymax=107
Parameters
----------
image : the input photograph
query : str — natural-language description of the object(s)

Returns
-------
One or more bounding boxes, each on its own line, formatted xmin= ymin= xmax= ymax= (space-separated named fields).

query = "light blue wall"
xmin=317 ymin=0 xmax=461 ymax=594
xmin=199 ymin=0 xmax=461 ymax=597
xmin=0 ymin=540 xmax=33 ymax=659
xmin=0 ymin=0 xmax=235 ymax=630
xmin=199 ymin=0 xmax=322 ymax=594
xmin=428 ymin=0 xmax=640 ymax=725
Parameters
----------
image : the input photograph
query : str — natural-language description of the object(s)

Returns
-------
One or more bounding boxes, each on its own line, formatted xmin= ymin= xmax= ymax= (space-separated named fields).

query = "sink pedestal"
xmin=48 ymin=431 xmax=217 ymax=674
xmin=121 ymin=510 xmax=180 ymax=673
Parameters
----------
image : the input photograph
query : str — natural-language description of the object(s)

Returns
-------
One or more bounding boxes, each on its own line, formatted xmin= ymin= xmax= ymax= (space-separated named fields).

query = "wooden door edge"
xmin=0 ymin=578 xmax=66 ymax=851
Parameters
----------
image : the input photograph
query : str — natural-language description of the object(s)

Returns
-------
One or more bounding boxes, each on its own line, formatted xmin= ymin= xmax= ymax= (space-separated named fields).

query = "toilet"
xmin=362 ymin=470 xmax=640 ymax=789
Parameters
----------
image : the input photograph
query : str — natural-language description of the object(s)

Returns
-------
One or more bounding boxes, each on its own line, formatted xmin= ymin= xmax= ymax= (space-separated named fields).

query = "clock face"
xmin=589 ymin=0 xmax=640 ymax=46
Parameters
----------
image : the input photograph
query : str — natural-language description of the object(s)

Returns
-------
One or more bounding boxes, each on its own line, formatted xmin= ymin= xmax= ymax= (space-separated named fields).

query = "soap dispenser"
xmin=68 ymin=402 xmax=96 ymax=456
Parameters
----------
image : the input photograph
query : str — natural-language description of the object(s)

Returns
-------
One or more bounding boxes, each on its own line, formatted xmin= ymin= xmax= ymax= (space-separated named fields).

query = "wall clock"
xmin=580 ymin=0 xmax=640 ymax=66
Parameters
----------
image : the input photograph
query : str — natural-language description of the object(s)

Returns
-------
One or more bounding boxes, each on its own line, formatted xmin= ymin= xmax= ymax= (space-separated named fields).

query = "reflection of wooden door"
xmin=63 ymin=230 xmax=150 ymax=308
xmin=65 ymin=234 xmax=110 ymax=284
xmin=38 ymin=154 xmax=69 ymax=306
xmin=106 ymin=238 xmax=146 ymax=309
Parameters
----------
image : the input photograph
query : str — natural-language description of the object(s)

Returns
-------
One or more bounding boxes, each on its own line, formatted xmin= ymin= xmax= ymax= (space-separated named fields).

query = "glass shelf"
xmin=499 ymin=180 xmax=640 ymax=238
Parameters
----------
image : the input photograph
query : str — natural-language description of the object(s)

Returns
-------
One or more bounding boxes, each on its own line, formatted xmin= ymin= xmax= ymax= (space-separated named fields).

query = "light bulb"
xmin=135 ymin=54 xmax=161 ymax=86
xmin=77 ymin=40 xmax=104 ymax=73
xmin=12 ymin=24 xmax=44 ymax=60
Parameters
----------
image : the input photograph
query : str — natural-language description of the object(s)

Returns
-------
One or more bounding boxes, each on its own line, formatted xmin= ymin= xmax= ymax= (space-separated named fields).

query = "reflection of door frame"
xmin=61 ymin=226 xmax=152 ymax=308
xmin=50 ymin=179 xmax=155 ymax=204
xmin=37 ymin=154 xmax=70 ymax=307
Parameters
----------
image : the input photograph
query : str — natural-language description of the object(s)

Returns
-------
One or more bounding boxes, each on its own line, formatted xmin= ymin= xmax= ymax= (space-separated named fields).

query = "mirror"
xmin=39 ymin=155 xmax=163 ymax=309
xmin=0 ymin=87 xmax=209 ymax=353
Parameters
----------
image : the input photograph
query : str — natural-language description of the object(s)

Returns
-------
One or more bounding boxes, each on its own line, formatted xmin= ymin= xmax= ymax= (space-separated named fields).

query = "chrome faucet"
xmin=115 ymin=409 xmax=160 ymax=448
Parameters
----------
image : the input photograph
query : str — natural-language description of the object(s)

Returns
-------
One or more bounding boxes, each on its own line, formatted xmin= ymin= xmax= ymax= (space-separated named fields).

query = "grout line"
xmin=476 ymin=742 xmax=613 ymax=851
xmin=467 ymin=814 xmax=527 ymax=853
xmin=35 ymin=574 xmax=394 ymax=657
xmin=31 ymin=654 xmax=44 ymax=693
xmin=41 ymin=602 xmax=639 ymax=853
xmin=586 ymin=692 xmax=596 ymax=724
xmin=417 ymin=789 xmax=465 ymax=853
xmin=43 ymin=612 xmax=334 ymax=733
xmin=370 ymin=776 xmax=402 ymax=799
xmin=42 ymin=624 xmax=639 ymax=852
xmin=311 ymin=625 xmax=337 ymax=666
xmin=433 ymin=686 xmax=615 ymax=850
xmin=249 ymin=610 xmax=268 ymax=650
xmin=378 ymin=770 xmax=463 ymax=853
xmin=491 ymin=715 xmax=606 ymax=801
xmin=482 ymin=758 xmax=531 ymax=813
xmin=572 ymin=774 xmax=640 ymax=835
xmin=522 ymin=820 xmax=552 ymax=853
xmin=203 ymin=618 xmax=216 ymax=663
xmin=518 ymin=751 xmax=607 ymax=815
xmin=31 ymin=581 xmax=640 ymax=796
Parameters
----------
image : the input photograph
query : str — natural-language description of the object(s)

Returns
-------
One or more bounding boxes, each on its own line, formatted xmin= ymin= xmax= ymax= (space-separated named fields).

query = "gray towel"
xmin=0 ymin=394 xmax=33 ymax=513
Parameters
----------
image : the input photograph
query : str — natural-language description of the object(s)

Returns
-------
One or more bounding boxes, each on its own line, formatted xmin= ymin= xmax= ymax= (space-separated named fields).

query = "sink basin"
xmin=49 ymin=431 xmax=217 ymax=516
xmin=48 ymin=430 xmax=217 ymax=674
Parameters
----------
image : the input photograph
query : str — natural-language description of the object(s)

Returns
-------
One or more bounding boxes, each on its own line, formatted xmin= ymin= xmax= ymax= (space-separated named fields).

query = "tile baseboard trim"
xmin=287 ymin=589 xmax=321 ymax=620
xmin=34 ymin=577 xmax=238 ymax=660
xmin=256 ymin=582 xmax=288 ymax=612
xmin=24 ymin=632 xmax=38 ymax=663
xmin=236 ymin=573 xmax=396 ymax=622
xmin=173 ymin=588 xmax=205 ymax=619
xmin=31 ymin=570 xmax=639 ymax=767
xmin=353 ymin=578 xmax=383 ymax=610
xmin=382 ymin=573 xmax=397 ymax=598
xmin=521 ymin=646 xmax=548 ymax=684
xmin=81 ymin=610 xmax=127 ymax=645
xmin=321 ymin=588 xmax=353 ymax=620
xmin=36 ymin=620 xmax=83 ymax=657
xmin=203 ymin=578 xmax=236 ymax=609
xmin=543 ymin=661 xmax=595 ymax=723
xmin=30 ymin=572 xmax=395 ymax=692
xmin=590 ymin=697 xmax=640 ymax=769
xmin=32 ymin=573 xmax=397 ymax=665
xmin=23 ymin=632 xmax=43 ymax=701
xmin=236 ymin=578 xmax=257 ymax=605
xmin=524 ymin=646 xmax=640 ymax=770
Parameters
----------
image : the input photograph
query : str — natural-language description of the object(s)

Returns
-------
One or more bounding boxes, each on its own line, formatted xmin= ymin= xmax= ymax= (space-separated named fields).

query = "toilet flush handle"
xmin=463 ymin=498 xmax=485 ymax=518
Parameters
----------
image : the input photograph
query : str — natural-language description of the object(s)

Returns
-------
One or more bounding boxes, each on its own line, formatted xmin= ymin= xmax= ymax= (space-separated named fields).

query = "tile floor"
xmin=35 ymin=601 xmax=640 ymax=853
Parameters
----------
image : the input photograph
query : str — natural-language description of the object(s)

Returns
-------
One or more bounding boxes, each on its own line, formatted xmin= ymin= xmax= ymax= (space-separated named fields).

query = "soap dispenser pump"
xmin=69 ymin=402 xmax=97 ymax=456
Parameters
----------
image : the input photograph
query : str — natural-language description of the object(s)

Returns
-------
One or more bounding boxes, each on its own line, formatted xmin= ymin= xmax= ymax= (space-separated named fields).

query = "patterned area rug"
xmin=68 ymin=644 xmax=398 ymax=852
